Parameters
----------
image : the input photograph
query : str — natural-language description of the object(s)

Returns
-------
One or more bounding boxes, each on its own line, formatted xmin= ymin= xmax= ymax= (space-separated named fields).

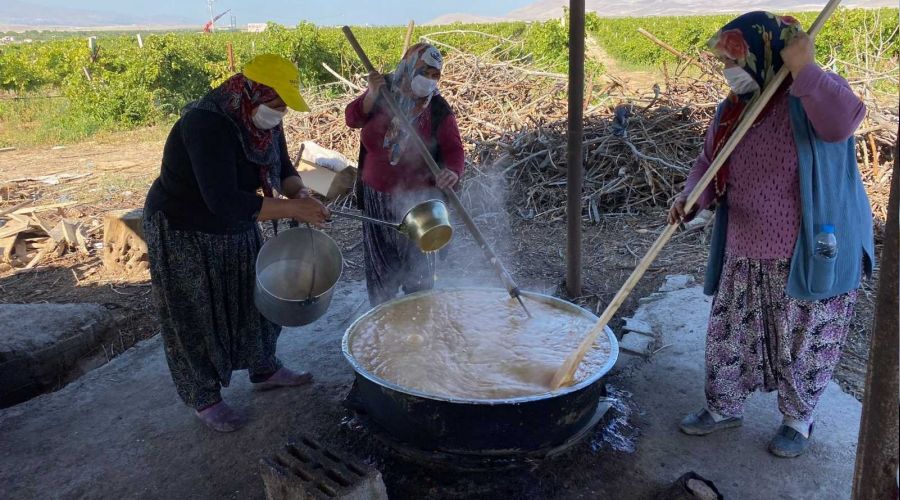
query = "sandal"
xmin=195 ymin=400 xmax=247 ymax=433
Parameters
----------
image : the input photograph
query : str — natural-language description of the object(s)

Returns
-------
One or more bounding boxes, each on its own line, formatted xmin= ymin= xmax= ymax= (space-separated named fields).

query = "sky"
xmin=20 ymin=0 xmax=536 ymax=26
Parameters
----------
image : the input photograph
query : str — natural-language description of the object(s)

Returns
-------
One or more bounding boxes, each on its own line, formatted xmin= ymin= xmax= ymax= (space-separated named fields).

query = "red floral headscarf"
xmin=185 ymin=73 xmax=283 ymax=196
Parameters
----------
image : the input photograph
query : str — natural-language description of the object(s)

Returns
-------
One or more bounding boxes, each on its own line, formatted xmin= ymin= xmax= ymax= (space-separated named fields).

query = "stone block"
xmin=619 ymin=332 xmax=654 ymax=356
xmin=660 ymin=274 xmax=695 ymax=293
xmin=622 ymin=317 xmax=653 ymax=336
xmin=0 ymin=303 xmax=114 ymax=407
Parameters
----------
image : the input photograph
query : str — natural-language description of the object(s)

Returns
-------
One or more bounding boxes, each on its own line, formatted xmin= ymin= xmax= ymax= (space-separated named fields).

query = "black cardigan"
xmin=144 ymin=109 xmax=298 ymax=234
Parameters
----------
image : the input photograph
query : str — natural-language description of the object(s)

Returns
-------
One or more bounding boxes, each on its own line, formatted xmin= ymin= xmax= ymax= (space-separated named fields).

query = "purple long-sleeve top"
xmin=683 ymin=63 xmax=865 ymax=259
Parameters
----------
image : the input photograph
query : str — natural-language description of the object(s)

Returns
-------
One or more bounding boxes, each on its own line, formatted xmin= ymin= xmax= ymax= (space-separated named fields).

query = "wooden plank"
xmin=31 ymin=214 xmax=55 ymax=234
xmin=25 ymin=240 xmax=60 ymax=269
xmin=11 ymin=201 xmax=77 ymax=215
xmin=0 ymin=199 xmax=33 ymax=217
xmin=61 ymin=220 xmax=79 ymax=246
xmin=7 ymin=213 xmax=32 ymax=225
xmin=73 ymin=223 xmax=90 ymax=254
xmin=14 ymin=238 xmax=27 ymax=262
xmin=0 ymin=233 xmax=17 ymax=261
xmin=0 ymin=221 xmax=28 ymax=239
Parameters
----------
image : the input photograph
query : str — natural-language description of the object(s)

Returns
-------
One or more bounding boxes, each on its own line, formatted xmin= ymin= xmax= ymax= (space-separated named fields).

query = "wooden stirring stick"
xmin=550 ymin=0 xmax=845 ymax=390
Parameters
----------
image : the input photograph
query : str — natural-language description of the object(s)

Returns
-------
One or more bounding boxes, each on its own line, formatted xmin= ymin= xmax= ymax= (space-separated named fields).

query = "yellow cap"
xmin=242 ymin=54 xmax=310 ymax=112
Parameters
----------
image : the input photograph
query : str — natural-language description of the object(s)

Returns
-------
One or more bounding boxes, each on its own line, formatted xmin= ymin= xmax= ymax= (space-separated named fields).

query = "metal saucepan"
xmin=330 ymin=199 xmax=453 ymax=252
xmin=255 ymin=227 xmax=343 ymax=327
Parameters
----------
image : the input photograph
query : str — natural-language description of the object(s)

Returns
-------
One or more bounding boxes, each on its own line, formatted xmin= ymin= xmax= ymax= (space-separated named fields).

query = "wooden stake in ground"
xmin=402 ymin=20 xmax=415 ymax=57
xmin=102 ymin=209 xmax=149 ymax=274
xmin=550 ymin=0 xmax=845 ymax=390
xmin=227 ymin=42 xmax=235 ymax=72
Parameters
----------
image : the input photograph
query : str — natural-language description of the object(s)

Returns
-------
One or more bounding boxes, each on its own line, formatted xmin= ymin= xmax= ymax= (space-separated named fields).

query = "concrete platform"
xmin=623 ymin=285 xmax=862 ymax=500
xmin=0 ymin=303 xmax=115 ymax=407
xmin=0 ymin=280 xmax=862 ymax=499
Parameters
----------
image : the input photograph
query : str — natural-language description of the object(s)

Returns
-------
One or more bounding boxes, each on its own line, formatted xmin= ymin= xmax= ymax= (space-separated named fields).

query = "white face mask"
xmin=723 ymin=66 xmax=760 ymax=95
xmin=410 ymin=75 xmax=438 ymax=98
xmin=252 ymin=104 xmax=286 ymax=130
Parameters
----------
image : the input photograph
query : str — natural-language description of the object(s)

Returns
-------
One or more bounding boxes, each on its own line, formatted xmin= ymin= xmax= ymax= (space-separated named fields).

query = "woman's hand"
xmin=291 ymin=186 xmax=312 ymax=199
xmin=667 ymin=194 xmax=688 ymax=225
xmin=362 ymin=72 xmax=386 ymax=114
xmin=435 ymin=170 xmax=459 ymax=190
xmin=287 ymin=197 xmax=330 ymax=227
xmin=366 ymin=71 xmax=386 ymax=96
xmin=781 ymin=32 xmax=816 ymax=79
xmin=281 ymin=175 xmax=311 ymax=199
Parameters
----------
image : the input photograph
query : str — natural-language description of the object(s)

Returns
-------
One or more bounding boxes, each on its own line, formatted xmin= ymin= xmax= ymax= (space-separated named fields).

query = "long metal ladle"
xmin=330 ymin=199 xmax=453 ymax=252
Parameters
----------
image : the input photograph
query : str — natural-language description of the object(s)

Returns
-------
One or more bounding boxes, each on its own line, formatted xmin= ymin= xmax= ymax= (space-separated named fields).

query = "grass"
xmin=0 ymin=97 xmax=103 ymax=147
xmin=0 ymin=95 xmax=174 ymax=149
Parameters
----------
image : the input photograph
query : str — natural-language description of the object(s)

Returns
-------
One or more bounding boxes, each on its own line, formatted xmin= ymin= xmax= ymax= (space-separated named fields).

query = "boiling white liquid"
xmin=349 ymin=289 xmax=612 ymax=400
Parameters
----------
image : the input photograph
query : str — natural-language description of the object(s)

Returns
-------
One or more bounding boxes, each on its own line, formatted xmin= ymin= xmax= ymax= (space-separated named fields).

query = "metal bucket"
xmin=342 ymin=288 xmax=619 ymax=456
xmin=255 ymin=227 xmax=343 ymax=327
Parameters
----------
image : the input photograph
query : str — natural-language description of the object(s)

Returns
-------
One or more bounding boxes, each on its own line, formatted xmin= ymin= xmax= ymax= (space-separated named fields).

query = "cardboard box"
xmin=296 ymin=141 xmax=357 ymax=201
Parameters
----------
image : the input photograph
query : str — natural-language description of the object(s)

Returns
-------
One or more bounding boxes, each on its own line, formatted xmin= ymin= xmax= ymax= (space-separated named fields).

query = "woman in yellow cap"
xmin=143 ymin=54 xmax=329 ymax=432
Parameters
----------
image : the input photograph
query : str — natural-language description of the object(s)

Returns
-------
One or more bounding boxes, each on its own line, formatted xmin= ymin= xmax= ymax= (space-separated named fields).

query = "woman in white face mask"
xmin=667 ymin=12 xmax=872 ymax=458
xmin=143 ymin=54 xmax=330 ymax=433
xmin=345 ymin=43 xmax=466 ymax=306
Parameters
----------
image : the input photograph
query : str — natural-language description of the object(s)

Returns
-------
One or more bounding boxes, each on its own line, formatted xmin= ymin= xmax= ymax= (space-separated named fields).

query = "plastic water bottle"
xmin=815 ymin=225 xmax=837 ymax=259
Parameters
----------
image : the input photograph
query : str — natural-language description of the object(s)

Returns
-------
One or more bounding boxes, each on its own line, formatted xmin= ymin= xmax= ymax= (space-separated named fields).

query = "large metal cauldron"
xmin=342 ymin=288 xmax=619 ymax=457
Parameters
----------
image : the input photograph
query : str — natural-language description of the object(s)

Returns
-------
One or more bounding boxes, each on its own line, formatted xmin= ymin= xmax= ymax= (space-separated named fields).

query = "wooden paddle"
xmin=550 ymin=0 xmax=845 ymax=390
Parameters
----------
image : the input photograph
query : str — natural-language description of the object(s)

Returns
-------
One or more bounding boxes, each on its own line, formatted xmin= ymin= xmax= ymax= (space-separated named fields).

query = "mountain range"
xmin=1 ymin=0 xmax=895 ymax=30
xmin=0 ymin=0 xmax=192 ymax=29
xmin=427 ymin=0 xmax=897 ymax=24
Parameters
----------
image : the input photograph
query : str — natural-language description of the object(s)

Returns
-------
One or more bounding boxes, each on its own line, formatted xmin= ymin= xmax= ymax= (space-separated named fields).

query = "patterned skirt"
xmin=362 ymin=185 xmax=437 ymax=306
xmin=144 ymin=212 xmax=281 ymax=409
xmin=705 ymin=256 xmax=857 ymax=422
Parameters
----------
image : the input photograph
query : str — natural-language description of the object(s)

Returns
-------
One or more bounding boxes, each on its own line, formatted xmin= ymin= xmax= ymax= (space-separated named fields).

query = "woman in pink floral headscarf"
xmin=345 ymin=43 xmax=466 ymax=306
xmin=669 ymin=12 xmax=871 ymax=458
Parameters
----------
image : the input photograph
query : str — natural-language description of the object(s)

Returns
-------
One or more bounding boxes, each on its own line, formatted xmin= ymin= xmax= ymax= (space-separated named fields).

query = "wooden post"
xmin=136 ymin=33 xmax=143 ymax=48
xmin=87 ymin=36 xmax=99 ymax=62
xmin=102 ymin=209 xmax=148 ymax=274
xmin=567 ymin=0 xmax=585 ymax=297
xmin=636 ymin=28 xmax=703 ymax=70
xmin=226 ymin=41 xmax=235 ymax=72
xmin=402 ymin=20 xmax=415 ymax=57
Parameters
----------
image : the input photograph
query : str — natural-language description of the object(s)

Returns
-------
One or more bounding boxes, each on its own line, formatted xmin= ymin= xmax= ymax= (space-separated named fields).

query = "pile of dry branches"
xmin=284 ymin=43 xmax=896 ymax=227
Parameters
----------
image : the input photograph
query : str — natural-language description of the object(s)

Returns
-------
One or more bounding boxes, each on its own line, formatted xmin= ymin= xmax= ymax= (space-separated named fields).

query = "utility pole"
xmin=207 ymin=0 xmax=216 ymax=32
